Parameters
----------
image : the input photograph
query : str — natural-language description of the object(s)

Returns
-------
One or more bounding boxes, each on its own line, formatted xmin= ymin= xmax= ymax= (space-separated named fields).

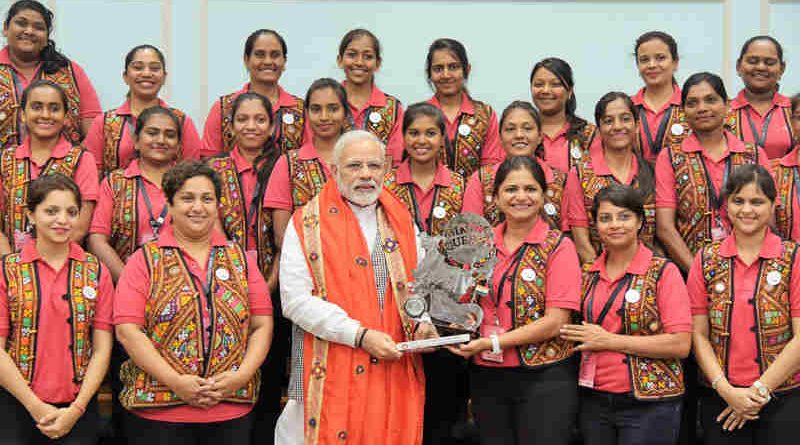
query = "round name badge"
xmin=624 ymin=289 xmax=641 ymax=304
xmin=0 ymin=112 xmax=6 ymax=121
xmin=282 ymin=113 xmax=295 ymax=125
xmin=570 ymin=146 xmax=583 ymax=160
xmin=458 ymin=123 xmax=472 ymax=136
xmin=215 ymin=268 xmax=230 ymax=281
xmin=714 ymin=282 xmax=726 ymax=293
xmin=82 ymin=286 xmax=97 ymax=300
xmin=766 ymin=270 xmax=782 ymax=286
xmin=369 ymin=111 xmax=382 ymax=124
xmin=543 ymin=203 xmax=557 ymax=216
xmin=432 ymin=206 xmax=447 ymax=219
xmin=521 ymin=268 xmax=537 ymax=282
xmin=484 ymin=195 xmax=493 ymax=204
xmin=670 ymin=123 xmax=684 ymax=136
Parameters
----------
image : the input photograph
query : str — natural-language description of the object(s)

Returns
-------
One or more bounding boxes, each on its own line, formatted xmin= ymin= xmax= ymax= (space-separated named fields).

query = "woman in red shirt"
xmin=561 ymin=184 xmax=691 ymax=445
xmin=773 ymin=94 xmax=800 ymax=240
xmin=689 ymin=164 xmax=800 ymax=443
xmin=0 ymin=174 xmax=113 ymax=443
xmin=729 ymin=36 xmax=793 ymax=159
xmin=530 ymin=57 xmax=596 ymax=174
xmin=449 ymin=156 xmax=581 ymax=445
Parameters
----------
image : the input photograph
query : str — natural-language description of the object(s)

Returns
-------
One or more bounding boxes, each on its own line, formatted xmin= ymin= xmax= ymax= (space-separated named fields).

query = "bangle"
xmin=356 ymin=328 xmax=369 ymax=348
xmin=70 ymin=402 xmax=86 ymax=416
xmin=710 ymin=374 xmax=726 ymax=390
xmin=489 ymin=334 xmax=502 ymax=354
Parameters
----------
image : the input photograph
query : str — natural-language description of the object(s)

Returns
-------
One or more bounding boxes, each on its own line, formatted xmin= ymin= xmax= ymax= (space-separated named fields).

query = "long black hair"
xmin=5 ymin=1 xmax=69 ymax=74
xmin=530 ymin=57 xmax=588 ymax=141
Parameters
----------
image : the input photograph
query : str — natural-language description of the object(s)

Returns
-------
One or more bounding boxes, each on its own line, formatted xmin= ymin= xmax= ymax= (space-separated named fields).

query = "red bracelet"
xmin=70 ymin=402 xmax=86 ymax=415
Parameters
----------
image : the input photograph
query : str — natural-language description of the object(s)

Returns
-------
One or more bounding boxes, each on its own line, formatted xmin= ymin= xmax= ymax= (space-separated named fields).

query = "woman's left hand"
xmin=446 ymin=338 xmax=491 ymax=359
xmin=206 ymin=370 xmax=246 ymax=401
xmin=36 ymin=406 xmax=81 ymax=440
xmin=717 ymin=405 xmax=758 ymax=431
xmin=560 ymin=322 xmax=620 ymax=353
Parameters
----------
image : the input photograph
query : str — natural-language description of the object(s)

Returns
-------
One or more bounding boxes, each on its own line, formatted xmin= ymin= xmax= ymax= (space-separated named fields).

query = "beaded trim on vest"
xmin=701 ymin=240 xmax=800 ymax=392
xmin=298 ymin=195 xmax=415 ymax=445
xmin=101 ymin=108 xmax=185 ymax=178
xmin=0 ymin=145 xmax=84 ymax=251
xmin=667 ymin=141 xmax=758 ymax=255
xmin=221 ymin=93 xmax=305 ymax=153
xmin=383 ymin=168 xmax=464 ymax=236
xmin=119 ymin=242 xmax=259 ymax=409
xmin=574 ymin=153 xmax=656 ymax=252
xmin=108 ymin=169 xmax=138 ymax=261
xmin=566 ymin=124 xmax=597 ymax=171
xmin=512 ymin=230 xmax=574 ymax=367
xmin=287 ymin=149 xmax=327 ymax=211
xmin=345 ymin=94 xmax=400 ymax=144
xmin=440 ymin=99 xmax=491 ymax=179
xmin=3 ymin=253 xmax=100 ymax=384
xmin=773 ymin=160 xmax=795 ymax=240
xmin=478 ymin=164 xmax=566 ymax=229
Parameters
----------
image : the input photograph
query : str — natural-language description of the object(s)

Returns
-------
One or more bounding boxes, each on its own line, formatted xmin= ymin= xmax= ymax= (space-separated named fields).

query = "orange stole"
xmin=292 ymin=183 xmax=424 ymax=445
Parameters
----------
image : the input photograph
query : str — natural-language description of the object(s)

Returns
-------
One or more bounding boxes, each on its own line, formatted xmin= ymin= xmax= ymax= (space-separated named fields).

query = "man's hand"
xmin=361 ymin=329 xmax=402 ymax=361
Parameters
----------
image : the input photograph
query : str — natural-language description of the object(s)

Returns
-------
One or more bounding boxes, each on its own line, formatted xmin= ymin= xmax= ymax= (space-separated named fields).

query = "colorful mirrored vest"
xmin=574 ymin=153 xmax=656 ymax=252
xmin=0 ymin=145 xmax=84 ymax=251
xmin=344 ymin=94 xmax=400 ymax=145
xmin=220 ymin=92 xmax=304 ymax=153
xmin=583 ymin=256 xmax=685 ymax=400
xmin=101 ymin=108 xmax=186 ymax=178
xmin=119 ymin=242 xmax=259 ymax=409
xmin=3 ymin=253 xmax=100 ymax=384
xmin=637 ymin=106 xmax=690 ymax=159
xmin=700 ymin=240 xmax=800 ymax=392
xmin=383 ymin=168 xmax=464 ymax=235
xmin=439 ymin=99 xmax=491 ymax=180
xmin=287 ymin=149 xmax=327 ymax=211
xmin=773 ymin=159 xmax=797 ymax=240
xmin=511 ymin=230 xmax=575 ymax=367
xmin=565 ymin=124 xmax=598 ymax=172
xmin=478 ymin=164 xmax=566 ymax=229
xmin=0 ymin=64 xmax=83 ymax=149
xmin=666 ymin=141 xmax=758 ymax=255
xmin=726 ymin=106 xmax=794 ymax=153
xmin=209 ymin=155 xmax=275 ymax=277
xmin=107 ymin=169 xmax=139 ymax=261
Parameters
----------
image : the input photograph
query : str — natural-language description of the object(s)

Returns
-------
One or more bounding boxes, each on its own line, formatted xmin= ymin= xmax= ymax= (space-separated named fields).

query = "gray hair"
xmin=331 ymin=130 xmax=386 ymax=166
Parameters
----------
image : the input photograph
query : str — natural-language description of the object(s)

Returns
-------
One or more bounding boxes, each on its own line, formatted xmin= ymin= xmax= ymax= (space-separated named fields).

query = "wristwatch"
xmin=753 ymin=380 xmax=772 ymax=402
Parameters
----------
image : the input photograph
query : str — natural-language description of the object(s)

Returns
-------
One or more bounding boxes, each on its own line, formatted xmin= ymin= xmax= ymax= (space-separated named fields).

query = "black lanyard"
xmin=639 ymin=105 xmax=673 ymax=156
xmin=699 ymin=154 xmax=732 ymax=212
xmin=9 ymin=69 xmax=25 ymax=142
xmin=273 ymin=107 xmax=286 ymax=142
xmin=491 ymin=246 xmax=527 ymax=312
xmin=200 ymin=249 xmax=217 ymax=357
xmin=585 ymin=273 xmax=633 ymax=325
xmin=135 ymin=177 xmax=168 ymax=236
xmin=745 ymin=107 xmax=775 ymax=148
xmin=406 ymin=183 xmax=440 ymax=234
xmin=124 ymin=115 xmax=136 ymax=141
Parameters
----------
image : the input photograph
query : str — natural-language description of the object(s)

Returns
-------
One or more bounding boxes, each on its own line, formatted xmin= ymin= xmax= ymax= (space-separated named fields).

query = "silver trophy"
xmin=406 ymin=213 xmax=497 ymax=338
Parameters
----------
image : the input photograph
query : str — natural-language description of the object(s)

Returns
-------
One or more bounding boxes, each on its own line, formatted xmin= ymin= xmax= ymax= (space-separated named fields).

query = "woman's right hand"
xmin=28 ymin=400 xmax=59 ymax=424
xmin=170 ymin=374 xmax=209 ymax=407
xmin=718 ymin=385 xmax=768 ymax=417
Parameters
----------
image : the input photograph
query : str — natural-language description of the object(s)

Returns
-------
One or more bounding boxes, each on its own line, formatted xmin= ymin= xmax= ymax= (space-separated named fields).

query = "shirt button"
xmin=370 ymin=357 xmax=379 ymax=364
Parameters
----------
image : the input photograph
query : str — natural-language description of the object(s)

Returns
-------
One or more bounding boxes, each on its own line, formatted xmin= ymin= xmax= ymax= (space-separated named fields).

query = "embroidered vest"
xmin=583 ymin=256 xmax=684 ymax=400
xmin=209 ymin=155 xmax=275 ymax=277
xmin=0 ymin=145 xmax=84 ymax=251
xmin=287 ymin=149 xmax=327 ymax=211
xmin=0 ymin=64 xmax=83 ymax=149
xmin=440 ymin=99 xmax=491 ymax=179
xmin=511 ymin=230 xmax=575 ymax=367
xmin=667 ymin=141 xmax=759 ymax=255
xmin=101 ymin=108 xmax=186 ymax=178
xmin=565 ymin=124 xmax=598 ymax=172
xmin=220 ymin=93 xmax=305 ymax=153
xmin=700 ymin=240 xmax=800 ymax=392
xmin=383 ymin=168 xmax=464 ymax=235
xmin=637 ymin=106 xmax=691 ymax=159
xmin=773 ymin=160 xmax=796 ymax=240
xmin=345 ymin=94 xmax=400 ymax=144
xmin=107 ymin=169 xmax=139 ymax=261
xmin=3 ymin=253 xmax=100 ymax=384
xmin=726 ymin=107 xmax=794 ymax=150
xmin=574 ymin=153 xmax=656 ymax=252
xmin=119 ymin=242 xmax=259 ymax=409
xmin=478 ymin=164 xmax=566 ymax=229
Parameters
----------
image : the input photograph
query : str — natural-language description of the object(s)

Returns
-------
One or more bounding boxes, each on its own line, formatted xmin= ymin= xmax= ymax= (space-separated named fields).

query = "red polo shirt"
xmin=217 ymin=147 xmax=259 ymax=251
xmin=730 ymin=90 xmax=794 ymax=160
xmin=390 ymin=160 xmax=457 ymax=233
xmin=344 ymin=83 xmax=405 ymax=166
xmin=631 ymin=85 xmax=682 ymax=162
xmin=427 ymin=93 xmax=503 ymax=167
xmin=263 ymin=141 xmax=331 ymax=211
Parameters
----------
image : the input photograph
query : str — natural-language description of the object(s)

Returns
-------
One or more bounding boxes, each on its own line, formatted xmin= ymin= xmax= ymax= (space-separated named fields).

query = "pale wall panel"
xmin=769 ymin=1 xmax=800 ymax=97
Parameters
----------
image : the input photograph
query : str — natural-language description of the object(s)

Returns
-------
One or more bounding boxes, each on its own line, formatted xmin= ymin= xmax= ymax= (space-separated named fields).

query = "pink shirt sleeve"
xmin=480 ymin=110 xmax=503 ymax=166
xmin=83 ymin=114 xmax=105 ymax=170
xmin=461 ymin=171 xmax=485 ymax=216
xmin=655 ymin=147 xmax=677 ymax=208
xmin=0 ymin=271 xmax=9 ymax=337
xmin=655 ymin=262 xmax=692 ymax=333
xmin=687 ymin=252 xmax=708 ymax=315
xmin=564 ymin=167 xmax=589 ymax=228
xmin=180 ymin=115 xmax=202 ymax=161
xmin=201 ymin=100 xmax=223 ymax=158
xmin=113 ymin=249 xmax=149 ymax=326
xmin=93 ymin=264 xmax=115 ymax=331
xmin=263 ymin=154 xmax=293 ymax=210
xmin=545 ymin=236 xmax=582 ymax=311
xmin=70 ymin=61 xmax=101 ymax=120
xmin=386 ymin=104 xmax=405 ymax=168
xmin=75 ymin=151 xmax=100 ymax=201
xmin=790 ymin=252 xmax=800 ymax=318
xmin=89 ymin=178 xmax=114 ymax=236
xmin=245 ymin=252 xmax=272 ymax=316
xmin=757 ymin=147 xmax=773 ymax=175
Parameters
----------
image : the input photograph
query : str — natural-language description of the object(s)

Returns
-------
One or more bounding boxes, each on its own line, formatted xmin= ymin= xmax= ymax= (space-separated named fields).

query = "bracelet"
xmin=356 ymin=328 xmax=369 ymax=348
xmin=70 ymin=402 xmax=86 ymax=416
xmin=489 ymin=334 xmax=502 ymax=354
xmin=710 ymin=374 xmax=726 ymax=390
